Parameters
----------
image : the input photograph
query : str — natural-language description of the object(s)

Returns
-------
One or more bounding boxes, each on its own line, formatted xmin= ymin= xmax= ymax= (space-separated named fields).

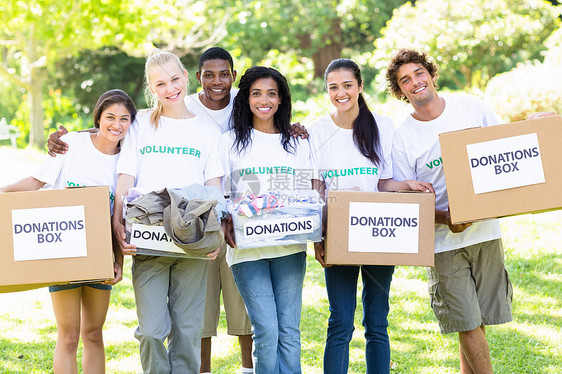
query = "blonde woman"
xmin=112 ymin=50 xmax=223 ymax=373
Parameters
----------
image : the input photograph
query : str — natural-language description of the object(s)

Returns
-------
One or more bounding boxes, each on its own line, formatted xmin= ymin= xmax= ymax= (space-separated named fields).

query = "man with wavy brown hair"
xmin=387 ymin=48 xmax=513 ymax=374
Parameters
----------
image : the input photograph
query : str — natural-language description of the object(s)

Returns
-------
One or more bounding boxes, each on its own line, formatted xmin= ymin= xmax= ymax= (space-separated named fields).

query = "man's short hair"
xmin=386 ymin=49 xmax=438 ymax=102
xmin=198 ymin=47 xmax=234 ymax=72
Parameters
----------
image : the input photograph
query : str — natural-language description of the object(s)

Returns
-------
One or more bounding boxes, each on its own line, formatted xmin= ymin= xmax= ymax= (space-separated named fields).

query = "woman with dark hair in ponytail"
xmin=308 ymin=58 xmax=433 ymax=374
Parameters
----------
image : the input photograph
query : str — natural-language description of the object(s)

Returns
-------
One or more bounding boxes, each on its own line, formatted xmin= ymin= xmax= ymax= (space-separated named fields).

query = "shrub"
xmin=484 ymin=62 xmax=562 ymax=122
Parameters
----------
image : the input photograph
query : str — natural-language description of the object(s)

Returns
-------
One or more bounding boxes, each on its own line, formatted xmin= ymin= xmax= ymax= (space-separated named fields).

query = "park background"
xmin=0 ymin=0 xmax=561 ymax=372
xmin=1 ymin=0 xmax=561 ymax=148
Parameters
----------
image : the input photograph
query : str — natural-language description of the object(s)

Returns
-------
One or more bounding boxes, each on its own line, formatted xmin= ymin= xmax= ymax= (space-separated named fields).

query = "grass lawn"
xmin=1 ymin=212 xmax=560 ymax=373
xmin=0 ymin=148 xmax=560 ymax=373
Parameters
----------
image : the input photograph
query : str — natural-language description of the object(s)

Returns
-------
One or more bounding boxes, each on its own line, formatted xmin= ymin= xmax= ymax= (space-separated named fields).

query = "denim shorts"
xmin=48 ymin=282 xmax=112 ymax=293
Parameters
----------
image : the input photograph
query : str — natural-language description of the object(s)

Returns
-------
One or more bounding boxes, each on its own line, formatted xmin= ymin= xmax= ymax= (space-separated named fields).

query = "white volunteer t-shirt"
xmin=308 ymin=112 xmax=394 ymax=192
xmin=33 ymin=132 xmax=119 ymax=212
xmin=117 ymin=110 xmax=224 ymax=191
xmin=392 ymin=93 xmax=502 ymax=253
xmin=219 ymin=129 xmax=313 ymax=265
xmin=185 ymin=88 xmax=239 ymax=133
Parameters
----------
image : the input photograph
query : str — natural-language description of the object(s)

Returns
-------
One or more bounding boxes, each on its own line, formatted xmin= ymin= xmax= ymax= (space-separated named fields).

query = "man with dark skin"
xmin=185 ymin=47 xmax=254 ymax=374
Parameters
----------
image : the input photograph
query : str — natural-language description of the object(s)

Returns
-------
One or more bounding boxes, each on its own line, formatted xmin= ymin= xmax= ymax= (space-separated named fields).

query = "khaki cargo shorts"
xmin=428 ymin=239 xmax=513 ymax=334
xmin=202 ymin=244 xmax=252 ymax=337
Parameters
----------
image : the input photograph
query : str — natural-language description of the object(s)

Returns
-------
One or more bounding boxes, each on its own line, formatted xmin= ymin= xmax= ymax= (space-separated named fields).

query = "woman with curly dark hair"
xmin=218 ymin=66 xmax=313 ymax=373
xmin=230 ymin=66 xmax=295 ymax=155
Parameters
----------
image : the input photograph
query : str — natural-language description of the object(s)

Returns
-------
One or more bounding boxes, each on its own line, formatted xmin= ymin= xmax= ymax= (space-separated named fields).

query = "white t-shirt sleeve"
xmin=295 ymin=138 xmax=314 ymax=188
xmin=392 ymin=127 xmax=417 ymax=181
xmin=218 ymin=132 xmax=234 ymax=195
xmin=116 ymin=118 xmax=140 ymax=178
xmin=184 ymin=94 xmax=196 ymax=113
xmin=32 ymin=134 xmax=72 ymax=185
xmin=203 ymin=130 xmax=225 ymax=183
xmin=375 ymin=113 xmax=394 ymax=180
xmin=480 ymin=98 xmax=502 ymax=126
xmin=307 ymin=121 xmax=325 ymax=183
xmin=302 ymin=138 xmax=314 ymax=170
xmin=307 ymin=129 xmax=321 ymax=182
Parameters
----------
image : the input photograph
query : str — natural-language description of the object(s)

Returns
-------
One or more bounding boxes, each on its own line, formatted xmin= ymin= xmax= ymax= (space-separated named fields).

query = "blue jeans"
xmin=324 ymin=265 xmax=395 ymax=374
xmin=231 ymin=251 xmax=307 ymax=374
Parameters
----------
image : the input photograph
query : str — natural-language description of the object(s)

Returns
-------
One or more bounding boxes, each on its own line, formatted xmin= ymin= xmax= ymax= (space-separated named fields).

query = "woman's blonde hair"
xmin=144 ymin=50 xmax=188 ymax=128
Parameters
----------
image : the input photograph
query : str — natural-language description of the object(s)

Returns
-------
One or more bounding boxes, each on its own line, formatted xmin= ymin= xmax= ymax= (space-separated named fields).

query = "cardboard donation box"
xmin=228 ymin=190 xmax=324 ymax=249
xmin=123 ymin=186 xmax=226 ymax=259
xmin=325 ymin=190 xmax=435 ymax=266
xmin=126 ymin=222 xmax=209 ymax=259
xmin=439 ymin=115 xmax=562 ymax=224
xmin=0 ymin=187 xmax=114 ymax=293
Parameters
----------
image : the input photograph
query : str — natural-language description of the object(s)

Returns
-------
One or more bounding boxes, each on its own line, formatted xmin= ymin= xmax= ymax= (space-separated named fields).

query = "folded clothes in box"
xmin=228 ymin=190 xmax=324 ymax=249
xmin=123 ymin=185 xmax=227 ymax=257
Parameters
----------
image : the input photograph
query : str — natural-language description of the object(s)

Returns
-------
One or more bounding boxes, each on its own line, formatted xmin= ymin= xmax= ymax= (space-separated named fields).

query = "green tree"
xmin=484 ymin=25 xmax=562 ymax=121
xmin=49 ymin=46 xmax=213 ymax=117
xmin=51 ymin=49 xmax=147 ymax=115
xmin=124 ymin=0 xmax=229 ymax=58
xmin=0 ymin=0 xmax=230 ymax=148
xmin=0 ymin=0 xmax=150 ymax=148
xmin=370 ymin=0 xmax=561 ymax=91
xmin=543 ymin=24 xmax=562 ymax=64
xmin=223 ymin=0 xmax=407 ymax=78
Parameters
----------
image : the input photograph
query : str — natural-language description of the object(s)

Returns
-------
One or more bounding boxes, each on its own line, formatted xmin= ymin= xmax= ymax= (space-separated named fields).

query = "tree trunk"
xmin=303 ymin=18 xmax=343 ymax=79
xmin=312 ymin=42 xmax=343 ymax=78
xmin=458 ymin=62 xmax=476 ymax=90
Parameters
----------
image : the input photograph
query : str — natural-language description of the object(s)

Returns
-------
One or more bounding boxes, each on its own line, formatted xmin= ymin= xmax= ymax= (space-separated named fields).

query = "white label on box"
xmin=12 ymin=206 xmax=87 ymax=261
xmin=466 ymin=133 xmax=545 ymax=194
xmin=243 ymin=216 xmax=314 ymax=239
xmin=130 ymin=224 xmax=186 ymax=254
xmin=347 ymin=202 xmax=419 ymax=253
